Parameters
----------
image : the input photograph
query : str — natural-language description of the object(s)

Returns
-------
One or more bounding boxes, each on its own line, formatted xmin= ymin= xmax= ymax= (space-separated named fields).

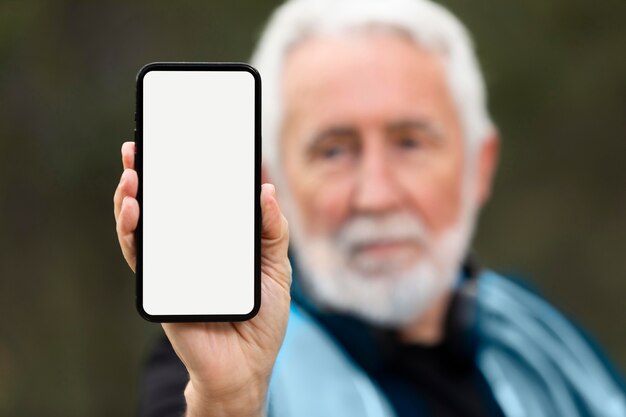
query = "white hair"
xmin=250 ymin=0 xmax=494 ymax=180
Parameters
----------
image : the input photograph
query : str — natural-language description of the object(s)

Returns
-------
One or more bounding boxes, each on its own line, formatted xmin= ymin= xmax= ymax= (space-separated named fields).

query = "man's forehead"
xmin=280 ymin=30 xmax=455 ymax=131
xmin=282 ymin=29 xmax=445 ymax=92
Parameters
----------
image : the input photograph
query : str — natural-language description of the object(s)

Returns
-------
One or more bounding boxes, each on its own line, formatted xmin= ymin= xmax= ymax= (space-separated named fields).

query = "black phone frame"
xmin=134 ymin=62 xmax=262 ymax=323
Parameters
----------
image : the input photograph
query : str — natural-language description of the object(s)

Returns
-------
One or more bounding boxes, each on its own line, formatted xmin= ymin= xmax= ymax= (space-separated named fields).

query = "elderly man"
xmin=113 ymin=0 xmax=626 ymax=416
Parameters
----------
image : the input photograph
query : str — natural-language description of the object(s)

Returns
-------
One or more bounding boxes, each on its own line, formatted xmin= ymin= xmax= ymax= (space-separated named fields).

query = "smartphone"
xmin=135 ymin=62 xmax=261 ymax=322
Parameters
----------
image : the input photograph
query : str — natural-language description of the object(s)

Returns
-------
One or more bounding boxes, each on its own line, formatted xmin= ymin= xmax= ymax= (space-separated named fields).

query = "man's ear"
xmin=476 ymin=131 xmax=500 ymax=208
xmin=261 ymin=162 xmax=271 ymax=185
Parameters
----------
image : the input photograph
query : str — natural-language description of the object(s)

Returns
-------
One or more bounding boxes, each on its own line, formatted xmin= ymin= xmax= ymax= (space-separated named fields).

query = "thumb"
xmin=260 ymin=183 xmax=290 ymax=270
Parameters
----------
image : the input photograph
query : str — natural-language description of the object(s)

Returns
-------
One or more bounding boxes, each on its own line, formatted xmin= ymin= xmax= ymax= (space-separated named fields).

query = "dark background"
xmin=0 ymin=0 xmax=624 ymax=415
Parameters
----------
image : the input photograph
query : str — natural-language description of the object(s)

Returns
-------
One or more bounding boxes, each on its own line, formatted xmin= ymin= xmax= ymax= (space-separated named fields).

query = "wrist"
xmin=184 ymin=379 xmax=269 ymax=417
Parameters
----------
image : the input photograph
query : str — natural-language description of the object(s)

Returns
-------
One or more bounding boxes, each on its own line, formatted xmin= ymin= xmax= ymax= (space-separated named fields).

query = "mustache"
xmin=335 ymin=212 xmax=430 ymax=252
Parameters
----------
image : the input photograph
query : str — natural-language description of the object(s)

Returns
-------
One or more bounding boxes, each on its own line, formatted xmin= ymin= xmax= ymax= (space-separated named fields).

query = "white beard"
xmin=281 ymin=176 xmax=479 ymax=327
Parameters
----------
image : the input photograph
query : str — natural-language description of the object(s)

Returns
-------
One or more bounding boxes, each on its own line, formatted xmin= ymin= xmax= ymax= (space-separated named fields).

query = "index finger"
xmin=122 ymin=141 xmax=135 ymax=170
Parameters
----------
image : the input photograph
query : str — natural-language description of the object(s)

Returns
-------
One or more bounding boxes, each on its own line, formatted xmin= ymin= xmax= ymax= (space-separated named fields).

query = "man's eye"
xmin=307 ymin=138 xmax=357 ymax=164
xmin=397 ymin=137 xmax=420 ymax=149
xmin=322 ymin=146 xmax=347 ymax=159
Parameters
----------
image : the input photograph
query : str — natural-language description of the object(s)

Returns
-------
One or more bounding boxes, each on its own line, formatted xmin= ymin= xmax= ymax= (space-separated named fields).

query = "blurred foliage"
xmin=0 ymin=0 xmax=624 ymax=415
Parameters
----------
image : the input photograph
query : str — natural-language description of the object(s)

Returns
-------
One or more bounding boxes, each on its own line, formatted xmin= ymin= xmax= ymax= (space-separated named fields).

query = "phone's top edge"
xmin=136 ymin=62 xmax=260 ymax=82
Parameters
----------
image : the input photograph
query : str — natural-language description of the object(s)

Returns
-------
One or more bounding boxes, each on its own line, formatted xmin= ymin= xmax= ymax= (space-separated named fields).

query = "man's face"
xmin=278 ymin=30 xmax=481 ymax=325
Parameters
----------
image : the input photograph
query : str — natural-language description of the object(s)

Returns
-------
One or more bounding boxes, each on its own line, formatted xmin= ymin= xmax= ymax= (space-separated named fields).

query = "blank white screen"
xmin=142 ymin=70 xmax=255 ymax=316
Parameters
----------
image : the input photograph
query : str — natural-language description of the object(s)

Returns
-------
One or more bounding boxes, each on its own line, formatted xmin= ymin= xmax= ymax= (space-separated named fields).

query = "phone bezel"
xmin=135 ymin=62 xmax=262 ymax=322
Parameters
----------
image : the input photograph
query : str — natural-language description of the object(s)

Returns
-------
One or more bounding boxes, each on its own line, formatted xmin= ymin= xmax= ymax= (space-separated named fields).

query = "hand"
xmin=113 ymin=141 xmax=292 ymax=417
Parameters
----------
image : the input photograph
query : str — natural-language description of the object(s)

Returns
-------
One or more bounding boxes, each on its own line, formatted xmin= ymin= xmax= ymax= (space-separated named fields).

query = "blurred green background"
xmin=0 ymin=0 xmax=624 ymax=415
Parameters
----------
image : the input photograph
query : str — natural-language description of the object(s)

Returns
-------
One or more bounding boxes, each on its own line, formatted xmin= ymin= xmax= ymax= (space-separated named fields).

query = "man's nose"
xmin=352 ymin=145 xmax=402 ymax=214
